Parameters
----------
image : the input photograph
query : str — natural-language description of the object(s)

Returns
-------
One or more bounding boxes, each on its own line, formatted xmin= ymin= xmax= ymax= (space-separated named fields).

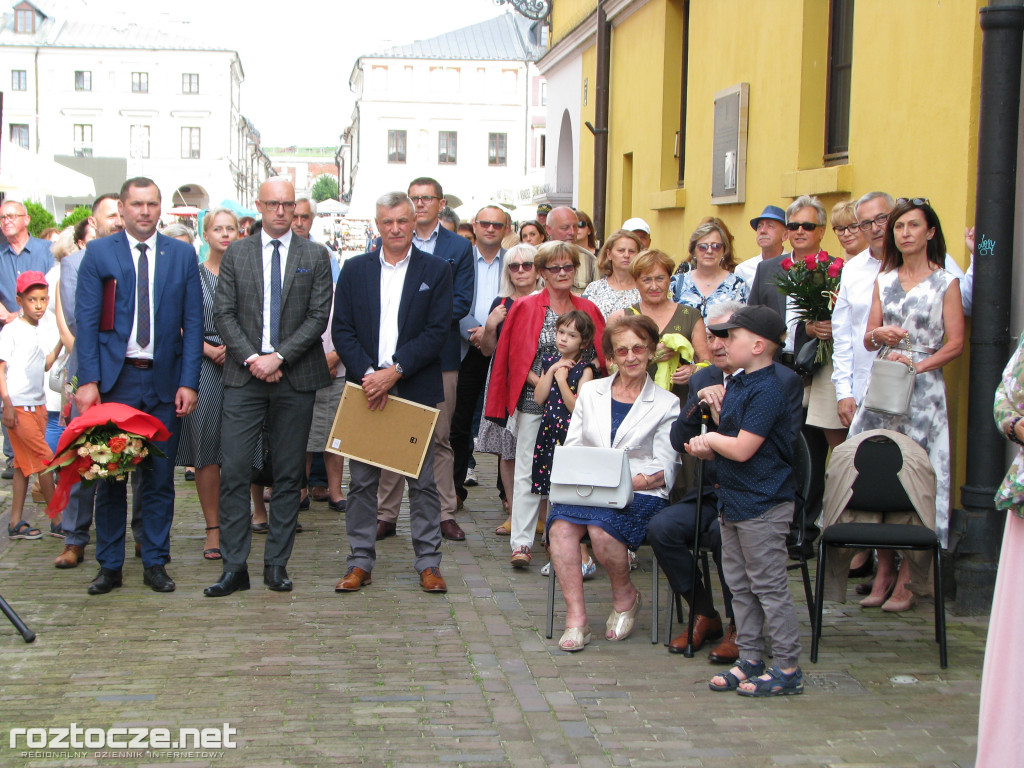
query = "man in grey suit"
xmin=205 ymin=177 xmax=333 ymax=597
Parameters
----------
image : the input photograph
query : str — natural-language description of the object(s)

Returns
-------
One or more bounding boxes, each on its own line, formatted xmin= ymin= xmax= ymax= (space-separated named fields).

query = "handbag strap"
xmin=877 ymin=336 xmax=917 ymax=374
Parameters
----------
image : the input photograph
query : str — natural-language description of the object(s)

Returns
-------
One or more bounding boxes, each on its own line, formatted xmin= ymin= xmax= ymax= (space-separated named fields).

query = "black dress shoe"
xmin=263 ymin=565 xmax=293 ymax=592
xmin=143 ymin=564 xmax=176 ymax=593
xmin=87 ymin=568 xmax=123 ymax=595
xmin=204 ymin=570 xmax=251 ymax=597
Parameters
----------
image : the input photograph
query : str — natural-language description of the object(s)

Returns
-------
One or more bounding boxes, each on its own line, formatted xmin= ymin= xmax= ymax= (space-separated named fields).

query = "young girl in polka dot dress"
xmin=531 ymin=310 xmax=598 ymax=496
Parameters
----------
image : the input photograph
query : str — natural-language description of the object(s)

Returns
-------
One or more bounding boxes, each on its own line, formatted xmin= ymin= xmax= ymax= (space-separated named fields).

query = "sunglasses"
xmin=786 ymin=222 xmax=820 ymax=232
xmin=613 ymin=344 xmax=649 ymax=359
xmin=896 ymin=197 xmax=930 ymax=207
xmin=508 ymin=261 xmax=534 ymax=272
xmin=695 ymin=242 xmax=724 ymax=253
xmin=476 ymin=220 xmax=505 ymax=229
xmin=544 ymin=264 xmax=576 ymax=274
xmin=577 ymin=221 xmax=589 ymax=228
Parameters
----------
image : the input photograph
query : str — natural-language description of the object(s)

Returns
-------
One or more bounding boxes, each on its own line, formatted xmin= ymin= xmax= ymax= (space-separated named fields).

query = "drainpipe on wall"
xmin=591 ymin=0 xmax=610 ymax=243
xmin=955 ymin=0 xmax=1024 ymax=615
xmin=33 ymin=47 xmax=40 ymax=153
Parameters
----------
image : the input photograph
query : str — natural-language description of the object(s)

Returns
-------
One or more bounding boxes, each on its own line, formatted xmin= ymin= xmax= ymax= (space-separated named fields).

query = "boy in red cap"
xmin=0 ymin=271 xmax=65 ymax=539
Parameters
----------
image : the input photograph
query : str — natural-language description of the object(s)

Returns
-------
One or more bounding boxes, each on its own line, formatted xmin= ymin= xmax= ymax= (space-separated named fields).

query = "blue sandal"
xmin=736 ymin=665 xmax=804 ymax=697
xmin=8 ymin=521 xmax=42 ymax=540
xmin=708 ymin=658 xmax=765 ymax=692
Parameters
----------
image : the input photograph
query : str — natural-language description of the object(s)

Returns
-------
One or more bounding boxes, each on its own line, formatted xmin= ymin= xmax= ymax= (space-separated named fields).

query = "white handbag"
xmin=863 ymin=337 xmax=916 ymax=416
xmin=549 ymin=445 xmax=634 ymax=509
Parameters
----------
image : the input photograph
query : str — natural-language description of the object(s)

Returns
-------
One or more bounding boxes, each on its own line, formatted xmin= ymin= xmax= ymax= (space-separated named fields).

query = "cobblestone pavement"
xmin=0 ymin=454 xmax=985 ymax=768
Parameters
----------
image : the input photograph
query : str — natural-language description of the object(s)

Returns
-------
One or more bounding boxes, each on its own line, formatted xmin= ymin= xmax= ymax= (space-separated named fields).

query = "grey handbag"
xmin=863 ymin=336 xmax=916 ymax=416
xmin=549 ymin=445 xmax=634 ymax=509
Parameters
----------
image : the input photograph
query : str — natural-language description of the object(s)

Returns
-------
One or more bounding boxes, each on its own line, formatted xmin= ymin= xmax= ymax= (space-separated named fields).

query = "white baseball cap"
xmin=622 ymin=217 xmax=651 ymax=235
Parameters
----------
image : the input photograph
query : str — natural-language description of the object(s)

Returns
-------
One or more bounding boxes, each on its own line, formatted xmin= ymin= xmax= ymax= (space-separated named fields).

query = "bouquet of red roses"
xmin=44 ymin=403 xmax=170 ymax=518
xmin=774 ymin=250 xmax=844 ymax=365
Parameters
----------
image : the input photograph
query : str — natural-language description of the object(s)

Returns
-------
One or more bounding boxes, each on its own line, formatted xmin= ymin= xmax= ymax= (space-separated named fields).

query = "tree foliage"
xmin=23 ymin=200 xmax=56 ymax=237
xmin=60 ymin=206 xmax=92 ymax=230
xmin=310 ymin=175 xmax=339 ymax=203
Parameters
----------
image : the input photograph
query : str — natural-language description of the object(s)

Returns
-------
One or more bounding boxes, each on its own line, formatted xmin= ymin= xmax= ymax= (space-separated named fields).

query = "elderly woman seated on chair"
xmin=547 ymin=314 xmax=680 ymax=651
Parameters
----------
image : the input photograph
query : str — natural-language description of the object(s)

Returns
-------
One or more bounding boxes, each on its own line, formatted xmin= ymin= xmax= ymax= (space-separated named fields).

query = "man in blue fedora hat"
xmin=735 ymin=205 xmax=788 ymax=286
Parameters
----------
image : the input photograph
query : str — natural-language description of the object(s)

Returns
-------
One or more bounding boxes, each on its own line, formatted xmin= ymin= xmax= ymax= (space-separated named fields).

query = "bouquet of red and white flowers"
xmin=774 ymin=250 xmax=845 ymax=365
xmin=44 ymin=403 xmax=170 ymax=518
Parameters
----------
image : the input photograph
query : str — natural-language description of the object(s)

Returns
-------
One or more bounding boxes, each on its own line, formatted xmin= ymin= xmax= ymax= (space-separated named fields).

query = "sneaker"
xmin=581 ymin=557 xmax=597 ymax=580
xmin=464 ymin=467 xmax=478 ymax=487
xmin=510 ymin=545 xmax=532 ymax=567
xmin=628 ymin=549 xmax=639 ymax=571
xmin=8 ymin=521 xmax=42 ymax=540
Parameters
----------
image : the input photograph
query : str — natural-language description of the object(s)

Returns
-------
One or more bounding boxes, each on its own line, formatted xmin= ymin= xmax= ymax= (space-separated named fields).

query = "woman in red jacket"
xmin=486 ymin=241 xmax=606 ymax=568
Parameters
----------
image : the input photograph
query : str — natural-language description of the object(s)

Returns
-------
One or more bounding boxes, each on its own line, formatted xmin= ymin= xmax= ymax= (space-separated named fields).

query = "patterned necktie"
xmin=136 ymin=243 xmax=150 ymax=347
xmin=724 ymin=373 xmax=733 ymax=389
xmin=269 ymin=239 xmax=282 ymax=348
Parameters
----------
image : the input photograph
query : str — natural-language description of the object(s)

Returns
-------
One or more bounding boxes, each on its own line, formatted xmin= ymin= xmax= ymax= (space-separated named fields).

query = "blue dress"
xmin=546 ymin=397 xmax=667 ymax=549
xmin=531 ymin=355 xmax=598 ymax=495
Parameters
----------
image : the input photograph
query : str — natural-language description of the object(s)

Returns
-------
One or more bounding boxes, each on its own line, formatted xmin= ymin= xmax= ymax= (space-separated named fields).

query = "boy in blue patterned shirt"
xmin=684 ymin=305 xmax=803 ymax=697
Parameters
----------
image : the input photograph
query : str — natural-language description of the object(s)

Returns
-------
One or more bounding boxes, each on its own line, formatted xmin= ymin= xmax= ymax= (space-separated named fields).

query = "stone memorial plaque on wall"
xmin=711 ymin=83 xmax=749 ymax=205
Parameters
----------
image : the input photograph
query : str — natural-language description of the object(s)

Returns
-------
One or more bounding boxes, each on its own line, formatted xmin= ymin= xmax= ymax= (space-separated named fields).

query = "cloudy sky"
xmin=74 ymin=0 xmax=510 ymax=147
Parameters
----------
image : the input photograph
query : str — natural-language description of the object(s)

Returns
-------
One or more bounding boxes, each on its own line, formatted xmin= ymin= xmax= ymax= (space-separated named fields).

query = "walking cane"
xmin=0 ymin=593 xmax=35 ymax=642
xmin=681 ymin=403 xmax=711 ymax=658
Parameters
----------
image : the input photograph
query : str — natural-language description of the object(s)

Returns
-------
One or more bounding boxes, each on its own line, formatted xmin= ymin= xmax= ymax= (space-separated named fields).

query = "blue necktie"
xmin=269 ymin=239 xmax=282 ymax=348
xmin=136 ymin=243 xmax=150 ymax=347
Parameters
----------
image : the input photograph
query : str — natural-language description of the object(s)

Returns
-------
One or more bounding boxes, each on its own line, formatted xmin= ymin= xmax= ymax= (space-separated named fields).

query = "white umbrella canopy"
xmin=0 ymin=142 xmax=96 ymax=200
xmin=316 ymin=198 xmax=348 ymax=215
xmin=453 ymin=199 xmax=513 ymax=222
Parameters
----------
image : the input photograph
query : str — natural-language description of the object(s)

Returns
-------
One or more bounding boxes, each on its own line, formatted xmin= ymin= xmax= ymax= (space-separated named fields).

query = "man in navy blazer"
xmin=375 ymin=177 xmax=473 ymax=542
xmin=647 ymin=302 xmax=803 ymax=662
xmin=332 ymin=191 xmax=453 ymax=594
xmin=74 ymin=177 xmax=203 ymax=595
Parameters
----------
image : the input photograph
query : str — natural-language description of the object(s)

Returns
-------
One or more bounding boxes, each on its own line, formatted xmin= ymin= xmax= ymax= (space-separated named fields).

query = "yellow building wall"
xmin=574 ymin=0 xmax=985 ymax=506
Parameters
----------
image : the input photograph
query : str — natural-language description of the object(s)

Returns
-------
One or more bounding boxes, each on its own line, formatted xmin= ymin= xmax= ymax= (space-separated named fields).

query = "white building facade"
xmin=0 ymin=0 xmax=261 ymax=212
xmin=346 ymin=12 xmax=547 ymax=219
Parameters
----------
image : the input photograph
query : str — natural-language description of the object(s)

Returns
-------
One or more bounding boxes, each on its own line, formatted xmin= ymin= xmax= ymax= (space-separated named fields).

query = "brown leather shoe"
xmin=439 ymin=519 xmax=465 ymax=541
xmin=309 ymin=486 xmax=330 ymax=503
xmin=419 ymin=566 xmax=447 ymax=593
xmin=668 ymin=613 xmax=724 ymax=654
xmin=335 ymin=566 xmax=372 ymax=592
xmin=708 ymin=622 xmax=739 ymax=664
xmin=54 ymin=544 xmax=85 ymax=569
xmin=375 ymin=520 xmax=397 ymax=541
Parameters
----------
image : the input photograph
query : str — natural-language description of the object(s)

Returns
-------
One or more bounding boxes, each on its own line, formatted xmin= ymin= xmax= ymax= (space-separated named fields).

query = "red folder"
xmin=100 ymin=278 xmax=116 ymax=331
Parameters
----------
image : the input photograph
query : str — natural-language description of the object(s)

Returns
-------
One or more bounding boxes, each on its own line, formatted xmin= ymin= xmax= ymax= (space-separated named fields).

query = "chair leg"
xmin=650 ymin=551 xmax=660 ymax=644
xmin=935 ymin=547 xmax=948 ymax=669
xmin=801 ymin=557 xmax=815 ymax=628
xmin=810 ymin=539 xmax=828 ymax=663
xmin=545 ymin=561 xmax=556 ymax=640
xmin=665 ymin=591 xmax=677 ymax=647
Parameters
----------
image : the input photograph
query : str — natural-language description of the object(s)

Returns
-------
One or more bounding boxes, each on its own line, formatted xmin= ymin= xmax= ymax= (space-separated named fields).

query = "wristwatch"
xmin=275 ymin=352 xmax=284 ymax=362
xmin=394 ymin=361 xmax=404 ymax=376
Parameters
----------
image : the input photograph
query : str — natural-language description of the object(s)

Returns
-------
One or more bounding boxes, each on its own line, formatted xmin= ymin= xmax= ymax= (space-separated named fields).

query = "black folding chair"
xmin=810 ymin=435 xmax=947 ymax=668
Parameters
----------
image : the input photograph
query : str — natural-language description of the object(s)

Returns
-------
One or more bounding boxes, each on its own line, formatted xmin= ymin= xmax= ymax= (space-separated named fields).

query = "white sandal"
xmin=605 ymin=592 xmax=642 ymax=641
xmin=558 ymin=625 xmax=592 ymax=652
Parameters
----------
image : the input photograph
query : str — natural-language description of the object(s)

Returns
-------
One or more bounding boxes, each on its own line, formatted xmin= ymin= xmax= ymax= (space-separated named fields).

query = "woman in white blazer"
xmin=548 ymin=314 xmax=680 ymax=651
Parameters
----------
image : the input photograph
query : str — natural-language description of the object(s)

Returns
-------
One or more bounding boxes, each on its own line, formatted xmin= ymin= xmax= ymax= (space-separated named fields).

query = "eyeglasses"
xmin=896 ymin=197 xmax=930 ymax=207
xmin=638 ymin=275 xmax=669 ymax=286
xmin=695 ymin=242 xmax=724 ymax=253
xmin=0 ymin=213 xmax=26 ymax=221
xmin=544 ymin=263 xmax=576 ymax=274
xmin=613 ymin=344 xmax=648 ymax=359
xmin=259 ymin=200 xmax=296 ymax=211
xmin=786 ymin=222 xmax=820 ymax=232
xmin=476 ymin=220 xmax=504 ymax=229
xmin=409 ymin=195 xmax=440 ymax=204
xmin=508 ymin=261 xmax=534 ymax=272
xmin=832 ymin=224 xmax=858 ymax=235
xmin=577 ymin=221 xmax=589 ymax=228
xmin=857 ymin=213 xmax=890 ymax=232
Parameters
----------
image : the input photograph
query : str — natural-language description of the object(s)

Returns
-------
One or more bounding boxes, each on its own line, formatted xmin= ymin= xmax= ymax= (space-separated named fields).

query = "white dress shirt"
xmin=125 ymin=232 xmax=157 ymax=360
xmin=831 ymin=249 xmax=967 ymax=403
xmin=378 ymin=248 xmax=412 ymax=368
xmin=260 ymin=229 xmax=292 ymax=354
xmin=734 ymin=254 xmax=762 ymax=286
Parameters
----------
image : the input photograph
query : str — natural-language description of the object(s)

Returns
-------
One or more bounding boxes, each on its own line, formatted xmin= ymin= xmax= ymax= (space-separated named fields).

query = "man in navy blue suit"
xmin=74 ymin=177 xmax=203 ymax=595
xmin=332 ymin=191 xmax=453 ymax=594
xmin=375 ymin=177 xmax=473 ymax=542
xmin=647 ymin=302 xmax=804 ymax=662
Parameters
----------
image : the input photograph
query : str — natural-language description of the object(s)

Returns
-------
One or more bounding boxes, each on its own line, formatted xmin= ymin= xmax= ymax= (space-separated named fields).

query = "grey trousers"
xmin=720 ymin=501 xmax=802 ymax=669
xmin=346 ymin=439 xmax=442 ymax=573
xmin=219 ymin=377 xmax=316 ymax=571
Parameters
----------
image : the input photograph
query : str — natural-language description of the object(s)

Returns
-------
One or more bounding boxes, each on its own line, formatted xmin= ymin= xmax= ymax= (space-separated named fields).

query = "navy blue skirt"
xmin=547 ymin=493 xmax=666 ymax=550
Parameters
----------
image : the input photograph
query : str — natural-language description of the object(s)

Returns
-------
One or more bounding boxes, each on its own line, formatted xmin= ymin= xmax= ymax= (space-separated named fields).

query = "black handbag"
xmin=793 ymin=338 xmax=821 ymax=378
